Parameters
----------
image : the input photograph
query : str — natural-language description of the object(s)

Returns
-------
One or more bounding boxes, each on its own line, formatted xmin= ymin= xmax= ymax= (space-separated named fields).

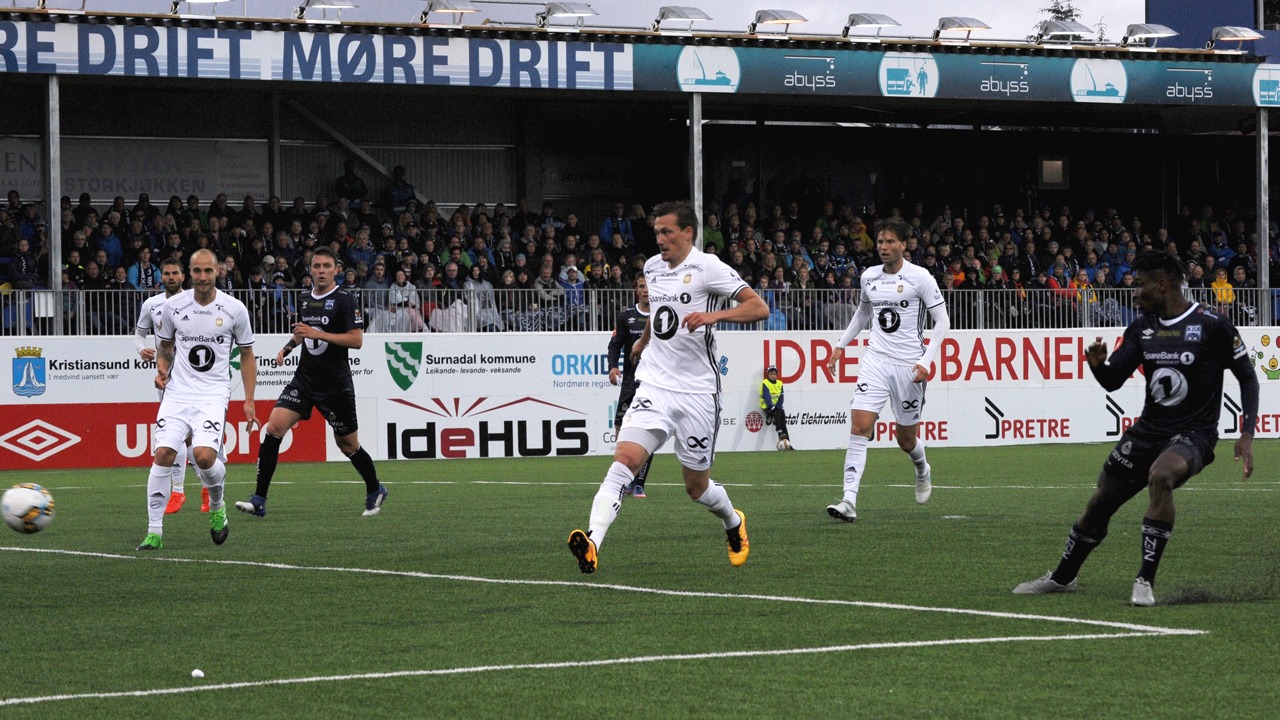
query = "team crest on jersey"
xmin=1121 ymin=440 xmax=1132 ymax=455
xmin=325 ymin=299 xmax=336 ymax=310
xmin=216 ymin=317 xmax=223 ymax=327
xmin=1185 ymin=325 xmax=1201 ymax=342
xmin=897 ymin=285 xmax=904 ymax=293
xmin=683 ymin=274 xmax=692 ymax=284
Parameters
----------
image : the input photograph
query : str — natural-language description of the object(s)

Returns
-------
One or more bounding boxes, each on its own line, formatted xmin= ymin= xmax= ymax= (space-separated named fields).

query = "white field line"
xmin=0 ymin=632 xmax=1165 ymax=707
xmin=0 ymin=547 xmax=1206 ymax=637
xmin=37 ymin=481 xmax=1276 ymax=492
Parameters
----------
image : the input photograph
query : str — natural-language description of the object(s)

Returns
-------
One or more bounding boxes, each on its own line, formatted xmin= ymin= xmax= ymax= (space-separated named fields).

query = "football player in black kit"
xmin=1015 ymin=251 xmax=1258 ymax=606
xmin=235 ymin=247 xmax=389 ymax=518
xmin=608 ymin=277 xmax=652 ymax=498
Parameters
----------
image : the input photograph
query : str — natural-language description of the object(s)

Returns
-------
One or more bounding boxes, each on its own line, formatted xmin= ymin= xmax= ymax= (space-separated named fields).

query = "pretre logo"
xmin=386 ymin=341 xmax=423 ymax=391
xmin=984 ymin=396 xmax=1071 ymax=440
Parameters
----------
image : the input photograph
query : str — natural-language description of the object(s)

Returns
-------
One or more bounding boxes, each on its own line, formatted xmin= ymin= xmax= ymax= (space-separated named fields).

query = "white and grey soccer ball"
xmin=2 ymin=483 xmax=56 ymax=534
xmin=776 ymin=439 xmax=792 ymax=451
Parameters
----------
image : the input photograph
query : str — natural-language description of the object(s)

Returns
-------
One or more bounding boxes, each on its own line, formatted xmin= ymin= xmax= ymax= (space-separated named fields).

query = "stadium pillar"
xmin=1258 ymin=108 xmax=1271 ymax=325
xmin=691 ymin=92 xmax=704 ymax=229
xmin=45 ymin=74 xmax=63 ymax=333
xmin=270 ymin=91 xmax=282 ymax=199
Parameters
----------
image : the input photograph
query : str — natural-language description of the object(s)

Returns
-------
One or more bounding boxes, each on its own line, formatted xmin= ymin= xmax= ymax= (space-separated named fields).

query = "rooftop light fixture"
xmin=932 ymin=16 xmax=990 ymax=43
xmin=419 ymin=0 xmax=478 ymax=25
xmin=842 ymin=13 xmax=899 ymax=39
xmin=1034 ymin=19 xmax=1093 ymax=44
xmin=294 ymin=0 xmax=357 ymax=22
xmin=1207 ymin=25 xmax=1263 ymax=50
xmin=1120 ymin=23 xmax=1177 ymax=48
xmin=169 ymin=0 xmax=226 ymax=15
xmin=747 ymin=9 xmax=807 ymax=35
xmin=535 ymin=2 xmax=597 ymax=29
xmin=650 ymin=6 xmax=712 ymax=32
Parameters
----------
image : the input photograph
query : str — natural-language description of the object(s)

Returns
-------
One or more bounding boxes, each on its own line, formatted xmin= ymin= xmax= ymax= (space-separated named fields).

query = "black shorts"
xmin=1102 ymin=424 xmax=1216 ymax=486
xmin=615 ymin=385 xmax=638 ymax=431
xmin=275 ymin=380 xmax=358 ymax=436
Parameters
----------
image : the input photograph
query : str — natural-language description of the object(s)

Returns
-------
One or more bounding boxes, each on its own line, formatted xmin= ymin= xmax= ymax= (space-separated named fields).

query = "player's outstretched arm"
xmin=239 ymin=345 xmax=258 ymax=432
xmin=829 ymin=300 xmax=872 ymax=378
xmin=1228 ymin=335 xmax=1259 ymax=480
xmin=682 ymin=287 xmax=768 ymax=331
xmin=1088 ymin=331 xmax=1141 ymax=392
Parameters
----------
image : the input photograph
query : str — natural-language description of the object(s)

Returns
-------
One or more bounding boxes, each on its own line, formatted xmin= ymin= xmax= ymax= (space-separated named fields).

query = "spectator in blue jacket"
xmin=127 ymin=246 xmax=161 ymax=290
xmin=346 ymin=231 xmax=377 ymax=269
xmin=95 ymin=222 xmax=124 ymax=268
xmin=599 ymin=203 xmax=633 ymax=245
xmin=16 ymin=205 xmax=42 ymax=241
xmin=383 ymin=165 xmax=416 ymax=216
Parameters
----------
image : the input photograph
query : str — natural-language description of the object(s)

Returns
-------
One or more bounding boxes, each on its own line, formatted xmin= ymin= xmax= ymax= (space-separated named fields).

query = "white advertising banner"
xmin=3 ymin=328 xmax=1278 ymax=469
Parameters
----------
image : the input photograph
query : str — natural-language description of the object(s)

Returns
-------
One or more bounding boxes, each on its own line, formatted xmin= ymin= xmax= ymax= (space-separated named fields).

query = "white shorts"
xmin=155 ymin=398 xmax=228 ymax=455
xmin=851 ymin=359 xmax=927 ymax=426
xmin=617 ymin=383 xmax=719 ymax=471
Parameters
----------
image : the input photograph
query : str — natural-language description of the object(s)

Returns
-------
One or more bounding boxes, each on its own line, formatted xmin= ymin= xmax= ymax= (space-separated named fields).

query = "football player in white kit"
xmin=826 ymin=219 xmax=951 ymax=521
xmin=136 ymin=249 xmax=258 ymax=550
xmin=568 ymin=202 xmax=769 ymax=573
xmin=134 ymin=256 xmax=205 ymax=515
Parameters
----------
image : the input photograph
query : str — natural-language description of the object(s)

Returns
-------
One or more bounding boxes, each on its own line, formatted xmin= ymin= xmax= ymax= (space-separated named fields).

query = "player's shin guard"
xmin=172 ymin=443 xmax=188 ymax=494
xmin=255 ymin=433 xmax=283 ymax=499
xmin=907 ymin=439 xmax=927 ymax=476
xmin=345 ymin=446 xmax=381 ymax=494
xmin=147 ymin=463 xmax=171 ymax=535
xmin=694 ymin=480 xmax=740 ymax=530
xmin=588 ymin=462 xmax=632 ymax=550
xmin=1137 ymin=518 xmax=1174 ymax=585
xmin=1051 ymin=524 xmax=1105 ymax=585
xmin=843 ymin=434 xmax=869 ymax=504
xmin=197 ymin=460 xmax=227 ymax=512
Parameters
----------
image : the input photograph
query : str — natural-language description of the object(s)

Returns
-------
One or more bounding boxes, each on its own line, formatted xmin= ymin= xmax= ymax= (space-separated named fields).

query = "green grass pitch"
xmin=1 ymin=443 xmax=1277 ymax=718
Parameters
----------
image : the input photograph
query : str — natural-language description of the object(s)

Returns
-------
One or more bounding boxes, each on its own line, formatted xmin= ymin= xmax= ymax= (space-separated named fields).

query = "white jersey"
xmin=136 ymin=291 xmax=171 ymax=340
xmin=858 ymin=260 xmax=945 ymax=366
xmin=635 ymin=247 xmax=748 ymax=395
xmin=155 ymin=289 xmax=255 ymax=405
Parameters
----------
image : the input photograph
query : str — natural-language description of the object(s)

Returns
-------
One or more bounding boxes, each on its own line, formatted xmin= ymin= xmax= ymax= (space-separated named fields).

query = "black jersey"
xmin=294 ymin=287 xmax=364 ymax=389
xmin=1092 ymin=302 xmax=1258 ymax=436
xmin=607 ymin=306 xmax=650 ymax=390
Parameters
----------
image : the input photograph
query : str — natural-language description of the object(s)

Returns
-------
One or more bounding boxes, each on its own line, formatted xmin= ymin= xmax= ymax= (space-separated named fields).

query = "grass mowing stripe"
xmin=0 ymin=546 xmax=1208 ymax=637
xmin=0 ymin=632 xmax=1169 ymax=707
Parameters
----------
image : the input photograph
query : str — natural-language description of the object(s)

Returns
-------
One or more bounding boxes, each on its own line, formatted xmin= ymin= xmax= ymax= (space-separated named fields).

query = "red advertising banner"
xmin=0 ymin=402 xmax=327 ymax=470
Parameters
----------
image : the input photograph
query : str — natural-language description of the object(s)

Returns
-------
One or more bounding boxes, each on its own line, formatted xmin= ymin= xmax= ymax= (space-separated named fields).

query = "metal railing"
xmin=1 ymin=287 xmax=1276 ymax=336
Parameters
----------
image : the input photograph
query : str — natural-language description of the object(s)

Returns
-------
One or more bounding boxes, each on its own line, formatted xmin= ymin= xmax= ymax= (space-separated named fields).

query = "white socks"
xmin=172 ymin=443 xmax=188 ymax=494
xmin=195 ymin=459 xmax=227 ymax=512
xmin=588 ymin=461 xmax=633 ymax=550
xmin=843 ymin=434 xmax=868 ymax=505
xmin=694 ymin=480 xmax=740 ymax=530
xmin=907 ymin=439 xmax=928 ymax=477
xmin=146 ymin=463 xmax=171 ymax=535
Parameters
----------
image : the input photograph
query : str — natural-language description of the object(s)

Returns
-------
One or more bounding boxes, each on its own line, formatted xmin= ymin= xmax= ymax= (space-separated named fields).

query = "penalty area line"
xmin=0 ymin=631 xmax=1167 ymax=707
xmin=0 ymin=547 xmax=1207 ymax=637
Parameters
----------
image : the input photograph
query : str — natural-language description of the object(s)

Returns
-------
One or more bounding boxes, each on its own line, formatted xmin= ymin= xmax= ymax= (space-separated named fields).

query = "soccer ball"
xmin=776 ymin=439 xmax=792 ymax=451
xmin=2 ymin=483 xmax=56 ymax=534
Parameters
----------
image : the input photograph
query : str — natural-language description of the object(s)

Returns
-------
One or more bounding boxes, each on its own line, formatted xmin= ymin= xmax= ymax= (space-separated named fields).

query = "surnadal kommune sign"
xmin=0 ymin=21 xmax=1275 ymax=107
xmin=2 ymin=329 xmax=1278 ymax=469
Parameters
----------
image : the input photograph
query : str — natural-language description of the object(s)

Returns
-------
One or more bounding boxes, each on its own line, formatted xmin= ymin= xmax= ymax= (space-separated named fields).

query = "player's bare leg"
xmin=896 ymin=422 xmax=931 ymax=504
xmin=570 ymin=441 xmax=650 ymax=573
xmin=236 ymin=407 xmax=302 ymax=518
xmin=684 ymin=465 xmax=748 ymax=567
xmin=334 ymin=430 xmax=387 ymax=516
xmin=828 ymin=409 xmax=876 ymax=521
xmin=1132 ymin=450 xmax=1192 ymax=606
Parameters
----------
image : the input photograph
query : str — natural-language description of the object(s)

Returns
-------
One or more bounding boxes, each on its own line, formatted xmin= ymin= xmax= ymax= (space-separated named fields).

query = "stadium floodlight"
xmin=746 ymin=9 xmax=808 ymax=35
xmin=842 ymin=13 xmax=899 ymax=39
xmin=1034 ymin=19 xmax=1093 ymax=44
xmin=294 ymin=0 xmax=357 ymax=22
xmin=1120 ymin=23 xmax=1177 ymax=48
xmin=169 ymin=0 xmax=226 ymax=15
xmin=650 ymin=6 xmax=712 ymax=33
xmin=535 ymin=2 xmax=597 ymax=29
xmin=419 ymin=0 xmax=478 ymax=25
xmin=1207 ymin=25 xmax=1263 ymax=50
xmin=932 ymin=16 xmax=990 ymax=42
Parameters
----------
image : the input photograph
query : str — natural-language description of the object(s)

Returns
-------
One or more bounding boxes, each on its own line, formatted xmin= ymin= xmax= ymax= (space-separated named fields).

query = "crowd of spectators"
xmin=3 ymin=162 xmax=1279 ymax=334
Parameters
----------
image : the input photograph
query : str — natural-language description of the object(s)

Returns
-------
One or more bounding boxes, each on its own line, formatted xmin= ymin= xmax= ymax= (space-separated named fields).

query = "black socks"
xmin=1138 ymin=518 xmax=1174 ymax=585
xmin=255 ymin=433 xmax=283 ymax=499
xmin=1051 ymin=524 xmax=1105 ymax=585
xmin=347 ymin=446 xmax=381 ymax=494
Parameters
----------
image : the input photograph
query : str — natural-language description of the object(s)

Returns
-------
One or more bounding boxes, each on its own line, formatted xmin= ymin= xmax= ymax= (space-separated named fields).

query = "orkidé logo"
xmin=745 ymin=411 xmax=764 ymax=433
